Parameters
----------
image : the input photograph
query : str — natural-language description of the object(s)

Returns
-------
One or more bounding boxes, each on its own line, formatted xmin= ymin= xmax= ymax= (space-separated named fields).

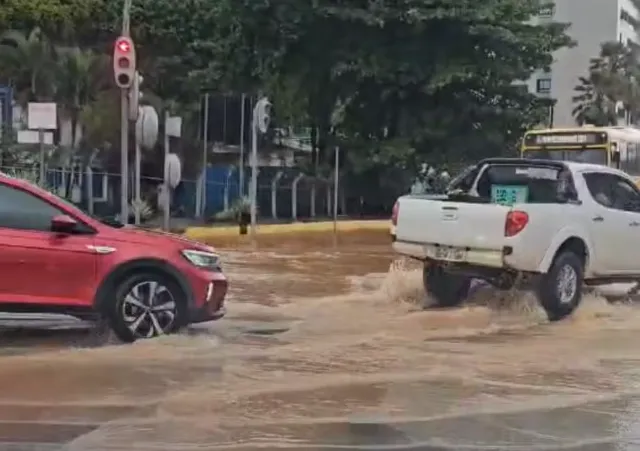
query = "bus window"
xmin=625 ymin=145 xmax=636 ymax=173
xmin=523 ymin=148 xmax=608 ymax=165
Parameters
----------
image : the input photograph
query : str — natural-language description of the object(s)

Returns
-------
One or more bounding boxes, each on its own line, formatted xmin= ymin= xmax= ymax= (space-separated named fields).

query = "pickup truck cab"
xmin=392 ymin=158 xmax=640 ymax=320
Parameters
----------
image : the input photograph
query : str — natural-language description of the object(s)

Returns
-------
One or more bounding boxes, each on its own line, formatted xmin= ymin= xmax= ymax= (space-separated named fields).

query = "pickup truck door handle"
xmin=592 ymin=216 xmax=604 ymax=222
xmin=630 ymin=221 xmax=640 ymax=227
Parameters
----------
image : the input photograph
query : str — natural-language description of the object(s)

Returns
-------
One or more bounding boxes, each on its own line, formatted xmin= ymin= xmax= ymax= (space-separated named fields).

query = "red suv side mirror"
xmin=51 ymin=214 xmax=77 ymax=233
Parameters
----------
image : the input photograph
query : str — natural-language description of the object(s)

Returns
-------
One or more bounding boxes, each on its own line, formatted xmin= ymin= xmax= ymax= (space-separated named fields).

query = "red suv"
xmin=0 ymin=173 xmax=227 ymax=342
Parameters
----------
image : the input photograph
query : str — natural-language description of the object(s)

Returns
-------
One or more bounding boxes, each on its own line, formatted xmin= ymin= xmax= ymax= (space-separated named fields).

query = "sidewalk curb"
xmin=183 ymin=220 xmax=390 ymax=240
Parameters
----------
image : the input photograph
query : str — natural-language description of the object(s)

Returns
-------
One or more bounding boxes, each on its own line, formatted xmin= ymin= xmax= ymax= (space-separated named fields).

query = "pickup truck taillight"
xmin=505 ymin=210 xmax=528 ymax=237
xmin=391 ymin=201 xmax=399 ymax=226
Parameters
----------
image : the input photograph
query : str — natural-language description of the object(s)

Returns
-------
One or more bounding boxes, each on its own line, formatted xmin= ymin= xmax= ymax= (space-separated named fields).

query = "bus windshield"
xmin=523 ymin=148 xmax=607 ymax=166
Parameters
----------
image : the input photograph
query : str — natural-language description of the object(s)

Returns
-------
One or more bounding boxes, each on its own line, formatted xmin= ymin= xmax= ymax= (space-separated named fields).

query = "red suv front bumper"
xmin=186 ymin=270 xmax=228 ymax=324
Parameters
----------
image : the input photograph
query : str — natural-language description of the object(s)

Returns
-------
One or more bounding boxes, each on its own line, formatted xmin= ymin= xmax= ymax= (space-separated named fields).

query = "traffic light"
xmin=113 ymin=36 xmax=136 ymax=89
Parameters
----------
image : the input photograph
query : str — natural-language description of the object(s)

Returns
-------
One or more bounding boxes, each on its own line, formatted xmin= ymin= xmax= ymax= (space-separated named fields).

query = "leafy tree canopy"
xmin=0 ymin=0 xmax=573 ymax=203
xmin=179 ymin=0 xmax=571 ymax=173
xmin=0 ymin=0 xmax=101 ymax=36
xmin=573 ymin=41 xmax=640 ymax=126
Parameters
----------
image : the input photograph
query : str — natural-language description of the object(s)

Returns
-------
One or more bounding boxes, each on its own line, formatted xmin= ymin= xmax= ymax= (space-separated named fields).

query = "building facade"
xmin=526 ymin=0 xmax=640 ymax=127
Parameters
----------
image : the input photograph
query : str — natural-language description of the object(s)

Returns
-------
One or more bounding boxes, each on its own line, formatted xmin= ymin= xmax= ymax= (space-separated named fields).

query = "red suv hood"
xmin=107 ymin=225 xmax=215 ymax=252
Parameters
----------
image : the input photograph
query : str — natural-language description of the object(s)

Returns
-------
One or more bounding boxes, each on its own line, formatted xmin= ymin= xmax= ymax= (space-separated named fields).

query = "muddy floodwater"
xmin=2 ymin=232 xmax=640 ymax=450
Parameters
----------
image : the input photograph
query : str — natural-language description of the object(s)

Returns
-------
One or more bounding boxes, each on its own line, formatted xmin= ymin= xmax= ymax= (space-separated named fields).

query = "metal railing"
xmin=1 ymin=164 xmax=346 ymax=223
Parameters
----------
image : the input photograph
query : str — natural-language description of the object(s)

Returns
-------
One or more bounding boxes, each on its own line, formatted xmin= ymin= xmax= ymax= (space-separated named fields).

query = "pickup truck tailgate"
xmin=395 ymin=197 xmax=510 ymax=250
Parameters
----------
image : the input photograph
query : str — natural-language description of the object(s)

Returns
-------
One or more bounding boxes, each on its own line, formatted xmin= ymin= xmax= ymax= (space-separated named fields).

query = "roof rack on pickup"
xmin=478 ymin=157 xmax=566 ymax=168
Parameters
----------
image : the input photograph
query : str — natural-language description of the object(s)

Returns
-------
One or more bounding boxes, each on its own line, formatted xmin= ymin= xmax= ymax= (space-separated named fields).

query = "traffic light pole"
xmin=120 ymin=90 xmax=129 ymax=224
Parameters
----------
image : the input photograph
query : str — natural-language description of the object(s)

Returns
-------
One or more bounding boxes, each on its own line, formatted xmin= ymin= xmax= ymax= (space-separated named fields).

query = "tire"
xmin=104 ymin=272 xmax=189 ymax=343
xmin=536 ymin=251 xmax=584 ymax=322
xmin=424 ymin=264 xmax=471 ymax=308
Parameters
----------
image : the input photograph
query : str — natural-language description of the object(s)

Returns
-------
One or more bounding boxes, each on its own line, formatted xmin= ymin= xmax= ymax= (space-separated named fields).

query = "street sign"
xmin=166 ymin=116 xmax=182 ymax=137
xmin=255 ymin=97 xmax=271 ymax=133
xmin=164 ymin=153 xmax=181 ymax=188
xmin=27 ymin=103 xmax=57 ymax=130
xmin=135 ymin=105 xmax=158 ymax=149
xmin=17 ymin=130 xmax=53 ymax=144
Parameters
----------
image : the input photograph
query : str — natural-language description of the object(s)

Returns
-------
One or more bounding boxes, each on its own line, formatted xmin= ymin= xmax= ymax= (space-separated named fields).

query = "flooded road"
xmin=2 ymin=231 xmax=640 ymax=449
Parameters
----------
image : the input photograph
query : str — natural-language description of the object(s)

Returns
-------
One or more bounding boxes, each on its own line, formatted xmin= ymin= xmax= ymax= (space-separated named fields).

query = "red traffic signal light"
xmin=113 ymin=36 xmax=135 ymax=89
xmin=116 ymin=38 xmax=131 ymax=53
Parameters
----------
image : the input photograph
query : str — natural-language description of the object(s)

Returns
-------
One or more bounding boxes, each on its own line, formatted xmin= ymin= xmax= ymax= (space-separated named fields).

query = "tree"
xmin=572 ymin=41 xmax=639 ymax=126
xmin=54 ymin=47 xmax=111 ymax=150
xmin=184 ymin=0 xmax=570 ymax=175
xmin=0 ymin=0 xmax=573 ymax=213
xmin=0 ymin=27 xmax=56 ymax=103
xmin=0 ymin=0 xmax=100 ymax=36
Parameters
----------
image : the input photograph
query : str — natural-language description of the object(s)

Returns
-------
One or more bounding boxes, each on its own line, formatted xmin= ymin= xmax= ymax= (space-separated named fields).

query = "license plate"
xmin=490 ymin=185 xmax=528 ymax=205
xmin=433 ymin=246 xmax=466 ymax=261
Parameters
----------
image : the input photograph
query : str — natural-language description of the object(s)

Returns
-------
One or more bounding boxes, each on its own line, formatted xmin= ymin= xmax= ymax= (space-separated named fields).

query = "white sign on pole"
xmin=135 ymin=105 xmax=159 ymax=149
xmin=27 ymin=103 xmax=57 ymax=130
xmin=166 ymin=116 xmax=182 ymax=137
xmin=17 ymin=130 xmax=53 ymax=144
xmin=164 ymin=153 xmax=182 ymax=188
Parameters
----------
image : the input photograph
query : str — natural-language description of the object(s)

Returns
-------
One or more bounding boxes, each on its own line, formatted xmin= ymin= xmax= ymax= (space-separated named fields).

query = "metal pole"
xmin=38 ymin=128 xmax=45 ymax=185
xmin=163 ymin=111 xmax=170 ymax=231
xmin=250 ymin=107 xmax=258 ymax=237
xmin=333 ymin=146 xmax=339 ymax=234
xmin=134 ymin=140 xmax=141 ymax=225
xmin=86 ymin=166 xmax=94 ymax=214
xmin=199 ymin=93 xmax=209 ymax=218
xmin=239 ymin=93 xmax=246 ymax=196
xmin=122 ymin=0 xmax=132 ymax=36
xmin=120 ymin=90 xmax=129 ymax=224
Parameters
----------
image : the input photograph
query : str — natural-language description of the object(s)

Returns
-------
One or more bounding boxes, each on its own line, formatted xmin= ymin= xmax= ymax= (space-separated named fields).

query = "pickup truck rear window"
xmin=475 ymin=164 xmax=575 ymax=204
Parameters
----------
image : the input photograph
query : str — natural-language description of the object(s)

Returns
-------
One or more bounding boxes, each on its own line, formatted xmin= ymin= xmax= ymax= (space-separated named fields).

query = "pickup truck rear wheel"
xmin=424 ymin=264 xmax=471 ymax=308
xmin=537 ymin=251 xmax=584 ymax=321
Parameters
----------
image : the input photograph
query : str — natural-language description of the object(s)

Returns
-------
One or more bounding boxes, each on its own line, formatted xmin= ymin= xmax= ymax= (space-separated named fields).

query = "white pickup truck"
xmin=392 ymin=158 xmax=640 ymax=321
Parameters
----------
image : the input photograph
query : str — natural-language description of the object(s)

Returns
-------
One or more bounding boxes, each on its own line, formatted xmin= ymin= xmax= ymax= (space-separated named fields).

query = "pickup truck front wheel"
xmin=424 ymin=264 xmax=471 ymax=308
xmin=537 ymin=251 xmax=584 ymax=321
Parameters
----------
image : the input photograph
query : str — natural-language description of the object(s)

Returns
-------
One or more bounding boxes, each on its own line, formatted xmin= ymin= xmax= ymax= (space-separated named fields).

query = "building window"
xmin=536 ymin=78 xmax=551 ymax=94
xmin=620 ymin=8 xmax=639 ymax=29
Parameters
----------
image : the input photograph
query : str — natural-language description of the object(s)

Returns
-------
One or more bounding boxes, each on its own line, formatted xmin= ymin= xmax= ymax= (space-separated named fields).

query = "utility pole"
xmin=250 ymin=97 xmax=271 ymax=237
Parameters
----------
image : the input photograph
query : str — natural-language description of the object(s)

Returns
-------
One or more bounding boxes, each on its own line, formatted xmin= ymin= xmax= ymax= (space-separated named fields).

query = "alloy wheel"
xmin=121 ymin=280 xmax=177 ymax=338
xmin=556 ymin=264 xmax=577 ymax=305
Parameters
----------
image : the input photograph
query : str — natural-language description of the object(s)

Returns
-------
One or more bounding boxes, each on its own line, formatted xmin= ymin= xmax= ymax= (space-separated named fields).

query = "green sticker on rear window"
xmin=491 ymin=185 xmax=528 ymax=205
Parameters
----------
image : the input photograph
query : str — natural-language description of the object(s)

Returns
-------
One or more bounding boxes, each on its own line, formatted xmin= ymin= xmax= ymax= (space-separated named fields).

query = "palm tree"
xmin=572 ymin=41 xmax=639 ymax=125
xmin=572 ymin=76 xmax=617 ymax=125
xmin=0 ymin=27 xmax=56 ymax=104
xmin=54 ymin=47 xmax=110 ymax=150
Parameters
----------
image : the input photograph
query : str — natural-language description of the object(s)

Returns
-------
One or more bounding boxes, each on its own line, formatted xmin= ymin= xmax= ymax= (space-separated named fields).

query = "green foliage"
xmin=0 ymin=0 xmax=572 ymax=205
xmin=0 ymin=0 xmax=100 ymax=36
xmin=213 ymin=196 xmax=251 ymax=222
xmin=573 ymin=41 xmax=640 ymax=126
xmin=188 ymin=0 xmax=570 ymax=171
xmin=0 ymin=28 xmax=56 ymax=102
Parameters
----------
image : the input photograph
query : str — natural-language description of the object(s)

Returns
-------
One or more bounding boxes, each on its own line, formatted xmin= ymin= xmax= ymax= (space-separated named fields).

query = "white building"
xmin=526 ymin=0 xmax=640 ymax=127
